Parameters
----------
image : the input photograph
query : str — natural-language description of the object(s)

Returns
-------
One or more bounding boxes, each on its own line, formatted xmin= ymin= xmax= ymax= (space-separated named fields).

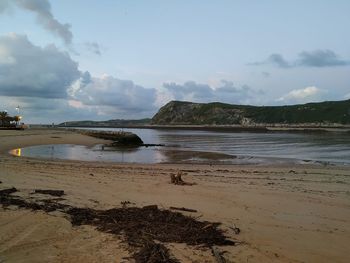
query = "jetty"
xmin=73 ymin=129 xmax=144 ymax=146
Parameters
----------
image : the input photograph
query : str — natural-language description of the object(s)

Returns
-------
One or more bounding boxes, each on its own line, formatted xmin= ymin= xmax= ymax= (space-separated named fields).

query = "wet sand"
xmin=0 ymin=129 xmax=349 ymax=262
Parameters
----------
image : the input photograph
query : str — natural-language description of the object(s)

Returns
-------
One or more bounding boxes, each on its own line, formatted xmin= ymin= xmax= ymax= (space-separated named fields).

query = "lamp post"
xmin=15 ymin=106 xmax=22 ymax=126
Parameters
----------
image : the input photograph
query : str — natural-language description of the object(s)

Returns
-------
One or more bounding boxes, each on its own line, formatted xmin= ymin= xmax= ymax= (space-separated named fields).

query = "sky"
xmin=0 ymin=0 xmax=349 ymax=123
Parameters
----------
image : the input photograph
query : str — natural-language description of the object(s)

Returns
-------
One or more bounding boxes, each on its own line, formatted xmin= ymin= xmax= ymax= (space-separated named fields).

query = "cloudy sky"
xmin=0 ymin=0 xmax=349 ymax=123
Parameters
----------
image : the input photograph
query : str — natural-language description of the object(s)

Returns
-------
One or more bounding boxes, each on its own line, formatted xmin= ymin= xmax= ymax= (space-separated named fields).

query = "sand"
xmin=0 ymin=129 xmax=349 ymax=263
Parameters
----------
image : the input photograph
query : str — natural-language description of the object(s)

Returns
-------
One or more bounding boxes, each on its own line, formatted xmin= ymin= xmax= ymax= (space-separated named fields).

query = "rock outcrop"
xmin=75 ymin=129 xmax=144 ymax=146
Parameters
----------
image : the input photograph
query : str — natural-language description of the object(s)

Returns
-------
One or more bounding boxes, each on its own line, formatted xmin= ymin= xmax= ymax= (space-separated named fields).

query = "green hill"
xmin=151 ymin=100 xmax=350 ymax=125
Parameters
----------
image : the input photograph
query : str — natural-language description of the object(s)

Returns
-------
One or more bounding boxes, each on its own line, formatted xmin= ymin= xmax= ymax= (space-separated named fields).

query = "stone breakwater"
xmin=73 ymin=129 xmax=144 ymax=146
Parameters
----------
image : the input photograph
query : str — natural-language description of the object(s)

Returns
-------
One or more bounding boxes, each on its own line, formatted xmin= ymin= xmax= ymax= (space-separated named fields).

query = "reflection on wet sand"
xmin=8 ymin=144 xmax=241 ymax=164
xmin=8 ymin=144 xmax=165 ymax=164
xmin=9 ymin=148 xmax=21 ymax=157
xmin=102 ymin=146 xmax=140 ymax=153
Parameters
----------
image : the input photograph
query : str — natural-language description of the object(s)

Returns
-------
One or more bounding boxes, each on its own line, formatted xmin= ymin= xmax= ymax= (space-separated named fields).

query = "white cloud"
xmin=250 ymin=50 xmax=350 ymax=68
xmin=0 ymin=33 xmax=80 ymax=99
xmin=0 ymin=0 xmax=73 ymax=45
xmin=0 ymin=96 xmax=95 ymax=124
xmin=0 ymin=34 xmax=160 ymax=122
xmin=277 ymin=86 xmax=324 ymax=104
xmin=159 ymin=80 xmax=263 ymax=105
xmin=71 ymin=73 xmax=157 ymax=116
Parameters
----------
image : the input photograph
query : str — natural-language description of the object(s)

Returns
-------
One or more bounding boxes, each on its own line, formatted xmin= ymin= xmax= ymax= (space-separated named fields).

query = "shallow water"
xmin=9 ymin=128 xmax=350 ymax=165
xmin=9 ymin=144 xmax=166 ymax=163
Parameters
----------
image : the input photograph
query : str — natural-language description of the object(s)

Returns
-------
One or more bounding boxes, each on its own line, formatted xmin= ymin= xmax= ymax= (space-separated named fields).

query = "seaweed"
xmin=0 ymin=188 xmax=236 ymax=262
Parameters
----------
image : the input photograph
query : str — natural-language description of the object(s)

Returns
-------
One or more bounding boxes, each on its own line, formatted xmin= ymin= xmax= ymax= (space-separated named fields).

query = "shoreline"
xmin=3 ymin=128 xmax=349 ymax=167
xmin=0 ymin=128 xmax=110 ymax=154
xmin=57 ymin=124 xmax=350 ymax=133
xmin=1 ymin=129 xmax=350 ymax=262
xmin=8 ymin=144 xmax=350 ymax=167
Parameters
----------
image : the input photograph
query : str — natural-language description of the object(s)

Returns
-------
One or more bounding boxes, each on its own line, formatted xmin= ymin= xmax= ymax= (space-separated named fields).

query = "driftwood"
xmin=169 ymin=206 xmax=198 ymax=213
xmin=34 ymin=189 xmax=65 ymax=197
xmin=170 ymin=171 xmax=195 ymax=186
xmin=230 ymin=224 xmax=241 ymax=235
xmin=133 ymin=241 xmax=179 ymax=263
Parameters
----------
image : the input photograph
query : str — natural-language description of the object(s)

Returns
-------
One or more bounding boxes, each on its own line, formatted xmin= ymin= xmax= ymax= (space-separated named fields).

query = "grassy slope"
xmin=152 ymin=100 xmax=350 ymax=125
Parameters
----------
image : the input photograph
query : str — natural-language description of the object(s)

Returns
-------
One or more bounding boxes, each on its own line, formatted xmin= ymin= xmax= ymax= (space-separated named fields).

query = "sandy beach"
xmin=0 ymin=129 xmax=349 ymax=263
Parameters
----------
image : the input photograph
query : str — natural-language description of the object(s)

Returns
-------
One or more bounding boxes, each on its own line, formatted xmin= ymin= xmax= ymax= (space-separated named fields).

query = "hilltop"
xmin=59 ymin=100 xmax=350 ymax=128
xmin=151 ymin=100 xmax=350 ymax=126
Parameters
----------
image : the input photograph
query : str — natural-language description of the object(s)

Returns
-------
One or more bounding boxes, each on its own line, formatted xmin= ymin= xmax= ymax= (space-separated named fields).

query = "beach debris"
xmin=34 ymin=189 xmax=65 ymax=197
xmin=67 ymin=204 xmax=235 ymax=262
xmin=170 ymin=171 xmax=195 ymax=186
xmin=169 ymin=206 xmax=197 ymax=213
xmin=230 ymin=224 xmax=241 ymax=235
xmin=141 ymin=204 xmax=158 ymax=210
xmin=0 ymin=191 xmax=235 ymax=263
xmin=0 ymin=194 xmax=69 ymax=212
xmin=0 ymin=188 xmax=67 ymax=212
xmin=211 ymin=246 xmax=227 ymax=263
xmin=133 ymin=241 xmax=179 ymax=263
xmin=289 ymin=170 xmax=297 ymax=174
xmin=0 ymin=187 xmax=17 ymax=195
xmin=0 ymin=180 xmax=2 ymax=184
xmin=120 ymin=200 xmax=135 ymax=208
xmin=67 ymin=204 xmax=234 ymax=247
xmin=42 ymin=197 xmax=66 ymax=202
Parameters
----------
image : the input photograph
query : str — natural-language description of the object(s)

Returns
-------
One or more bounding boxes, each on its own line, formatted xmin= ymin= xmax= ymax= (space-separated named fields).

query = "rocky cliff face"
xmin=152 ymin=101 xmax=248 ymax=125
xmin=151 ymin=100 xmax=350 ymax=125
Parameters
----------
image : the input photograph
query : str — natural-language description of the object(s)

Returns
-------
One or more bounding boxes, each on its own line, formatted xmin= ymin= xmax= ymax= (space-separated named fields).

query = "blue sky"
xmin=0 ymin=0 xmax=349 ymax=123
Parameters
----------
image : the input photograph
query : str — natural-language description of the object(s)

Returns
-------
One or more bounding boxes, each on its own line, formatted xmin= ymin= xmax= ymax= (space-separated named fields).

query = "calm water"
xmin=9 ymin=128 xmax=350 ymax=165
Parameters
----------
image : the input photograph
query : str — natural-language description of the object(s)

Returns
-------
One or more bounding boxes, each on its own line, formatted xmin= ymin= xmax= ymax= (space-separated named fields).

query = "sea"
xmin=9 ymin=128 xmax=350 ymax=165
